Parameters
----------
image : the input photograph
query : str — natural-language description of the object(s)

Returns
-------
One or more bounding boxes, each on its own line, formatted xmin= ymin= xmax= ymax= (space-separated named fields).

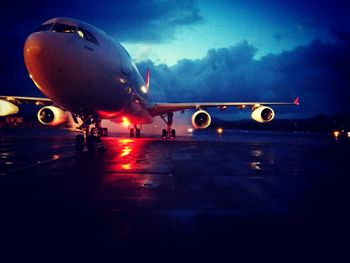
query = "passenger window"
xmin=36 ymin=23 xmax=53 ymax=32
xmin=52 ymin=23 xmax=77 ymax=34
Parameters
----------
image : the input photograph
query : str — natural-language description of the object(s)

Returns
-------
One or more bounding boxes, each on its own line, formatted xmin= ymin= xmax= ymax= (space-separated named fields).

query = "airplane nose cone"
xmin=23 ymin=31 xmax=80 ymax=104
xmin=24 ymin=33 xmax=46 ymax=74
xmin=23 ymin=32 xmax=63 ymax=95
xmin=23 ymin=33 xmax=47 ymax=92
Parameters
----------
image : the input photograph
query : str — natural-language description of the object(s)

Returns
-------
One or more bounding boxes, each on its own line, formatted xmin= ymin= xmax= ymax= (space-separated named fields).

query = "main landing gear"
xmin=161 ymin=112 xmax=176 ymax=139
xmin=127 ymin=113 xmax=176 ymax=140
xmin=129 ymin=125 xmax=141 ymax=138
xmin=75 ymin=116 xmax=107 ymax=153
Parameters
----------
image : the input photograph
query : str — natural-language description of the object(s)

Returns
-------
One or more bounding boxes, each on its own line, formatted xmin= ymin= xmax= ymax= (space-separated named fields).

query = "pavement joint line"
xmin=0 ymin=151 xmax=76 ymax=176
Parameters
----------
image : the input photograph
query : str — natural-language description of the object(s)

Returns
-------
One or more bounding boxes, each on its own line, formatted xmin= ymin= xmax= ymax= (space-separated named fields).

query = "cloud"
xmin=0 ymin=0 xmax=203 ymax=96
xmin=0 ymin=0 xmax=202 ymax=43
xmin=1 ymin=1 xmax=349 ymax=119
xmin=330 ymin=26 xmax=350 ymax=43
xmin=273 ymin=33 xmax=283 ymax=43
xmin=137 ymin=39 xmax=350 ymax=118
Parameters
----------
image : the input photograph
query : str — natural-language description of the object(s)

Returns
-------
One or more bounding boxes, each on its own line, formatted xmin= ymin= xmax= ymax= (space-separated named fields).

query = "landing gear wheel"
xmin=130 ymin=128 xmax=135 ymax=138
xmin=75 ymin=134 xmax=84 ymax=152
xmin=136 ymin=128 xmax=141 ymax=138
xmin=162 ymin=129 xmax=167 ymax=139
xmin=171 ymin=129 xmax=176 ymax=139
xmin=160 ymin=112 xmax=176 ymax=140
xmin=87 ymin=134 xmax=97 ymax=153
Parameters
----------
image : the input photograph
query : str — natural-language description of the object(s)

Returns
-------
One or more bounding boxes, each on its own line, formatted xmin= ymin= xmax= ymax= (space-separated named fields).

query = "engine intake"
xmin=37 ymin=106 xmax=67 ymax=126
xmin=0 ymin=99 xmax=19 ymax=116
xmin=251 ymin=106 xmax=275 ymax=123
xmin=191 ymin=110 xmax=211 ymax=129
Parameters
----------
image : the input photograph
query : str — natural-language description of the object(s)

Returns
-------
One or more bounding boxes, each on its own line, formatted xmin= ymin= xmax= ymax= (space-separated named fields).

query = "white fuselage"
xmin=24 ymin=17 xmax=153 ymax=124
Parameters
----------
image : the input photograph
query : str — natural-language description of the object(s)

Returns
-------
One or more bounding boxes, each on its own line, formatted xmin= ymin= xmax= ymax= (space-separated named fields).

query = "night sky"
xmin=1 ymin=0 xmax=349 ymax=118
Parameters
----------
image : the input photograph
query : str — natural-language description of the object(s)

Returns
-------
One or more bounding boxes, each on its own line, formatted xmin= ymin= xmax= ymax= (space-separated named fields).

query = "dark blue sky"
xmin=0 ymin=0 xmax=349 ymax=118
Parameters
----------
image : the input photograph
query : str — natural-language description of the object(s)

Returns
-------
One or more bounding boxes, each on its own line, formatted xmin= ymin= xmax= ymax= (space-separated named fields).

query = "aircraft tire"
xmin=130 ymin=128 xmax=135 ymax=138
xmin=162 ymin=129 xmax=167 ymax=139
xmin=171 ymin=129 xmax=176 ymax=139
xmin=136 ymin=128 xmax=141 ymax=138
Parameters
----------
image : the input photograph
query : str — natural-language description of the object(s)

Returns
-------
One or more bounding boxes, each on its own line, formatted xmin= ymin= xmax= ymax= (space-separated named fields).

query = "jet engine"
xmin=251 ymin=106 xmax=275 ymax=123
xmin=0 ymin=99 xmax=19 ymax=116
xmin=191 ymin=110 xmax=211 ymax=129
xmin=37 ymin=106 xmax=67 ymax=126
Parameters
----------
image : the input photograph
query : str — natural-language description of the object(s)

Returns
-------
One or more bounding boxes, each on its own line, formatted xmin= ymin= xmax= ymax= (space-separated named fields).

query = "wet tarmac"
xmin=0 ymin=129 xmax=349 ymax=260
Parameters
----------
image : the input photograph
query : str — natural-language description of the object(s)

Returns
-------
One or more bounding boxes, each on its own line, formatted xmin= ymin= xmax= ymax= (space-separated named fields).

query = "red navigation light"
xmin=294 ymin=97 xmax=300 ymax=106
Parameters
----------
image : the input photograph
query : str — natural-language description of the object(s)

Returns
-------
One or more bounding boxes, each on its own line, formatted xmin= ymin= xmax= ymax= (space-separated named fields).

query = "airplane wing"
xmin=0 ymin=96 xmax=53 ymax=106
xmin=147 ymin=97 xmax=299 ymax=116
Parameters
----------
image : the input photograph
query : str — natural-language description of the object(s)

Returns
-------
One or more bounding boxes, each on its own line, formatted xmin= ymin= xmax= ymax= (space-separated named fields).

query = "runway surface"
xmin=0 ymin=129 xmax=349 ymax=260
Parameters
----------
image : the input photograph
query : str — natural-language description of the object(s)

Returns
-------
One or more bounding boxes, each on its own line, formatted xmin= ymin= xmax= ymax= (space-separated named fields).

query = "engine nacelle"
xmin=0 ymin=99 xmax=19 ymax=116
xmin=37 ymin=106 xmax=68 ymax=126
xmin=191 ymin=110 xmax=211 ymax=129
xmin=251 ymin=106 xmax=275 ymax=123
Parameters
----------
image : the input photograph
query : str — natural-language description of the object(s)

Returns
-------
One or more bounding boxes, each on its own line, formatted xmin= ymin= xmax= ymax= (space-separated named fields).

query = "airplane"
xmin=0 ymin=17 xmax=299 ymax=152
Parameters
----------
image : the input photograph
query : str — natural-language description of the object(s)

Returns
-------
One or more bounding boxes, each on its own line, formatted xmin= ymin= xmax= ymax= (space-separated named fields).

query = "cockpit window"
xmin=36 ymin=23 xmax=53 ymax=32
xmin=78 ymin=28 xmax=99 ymax=45
xmin=35 ymin=22 xmax=99 ymax=46
xmin=52 ymin=23 xmax=77 ymax=33
xmin=119 ymin=44 xmax=131 ymax=58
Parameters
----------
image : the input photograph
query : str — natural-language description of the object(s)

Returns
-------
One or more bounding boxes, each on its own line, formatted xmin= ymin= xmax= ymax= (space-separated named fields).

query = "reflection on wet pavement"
xmin=0 ymin=130 xmax=349 ymax=256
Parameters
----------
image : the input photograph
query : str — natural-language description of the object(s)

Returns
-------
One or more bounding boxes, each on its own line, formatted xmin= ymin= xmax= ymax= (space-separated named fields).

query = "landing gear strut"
xmin=75 ymin=115 xmax=106 ymax=153
xmin=161 ymin=112 xmax=176 ymax=139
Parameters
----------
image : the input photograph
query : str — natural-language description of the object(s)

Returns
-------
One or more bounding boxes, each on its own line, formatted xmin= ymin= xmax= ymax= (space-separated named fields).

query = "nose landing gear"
xmin=75 ymin=116 xmax=106 ymax=153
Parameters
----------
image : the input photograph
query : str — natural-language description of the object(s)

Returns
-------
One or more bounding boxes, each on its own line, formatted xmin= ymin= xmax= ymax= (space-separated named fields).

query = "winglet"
xmin=145 ymin=68 xmax=150 ymax=90
xmin=293 ymin=96 xmax=300 ymax=106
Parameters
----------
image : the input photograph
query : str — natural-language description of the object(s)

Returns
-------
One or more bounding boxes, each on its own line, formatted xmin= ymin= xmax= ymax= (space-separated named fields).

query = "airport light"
xmin=217 ymin=128 xmax=223 ymax=135
xmin=333 ymin=130 xmax=340 ymax=138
